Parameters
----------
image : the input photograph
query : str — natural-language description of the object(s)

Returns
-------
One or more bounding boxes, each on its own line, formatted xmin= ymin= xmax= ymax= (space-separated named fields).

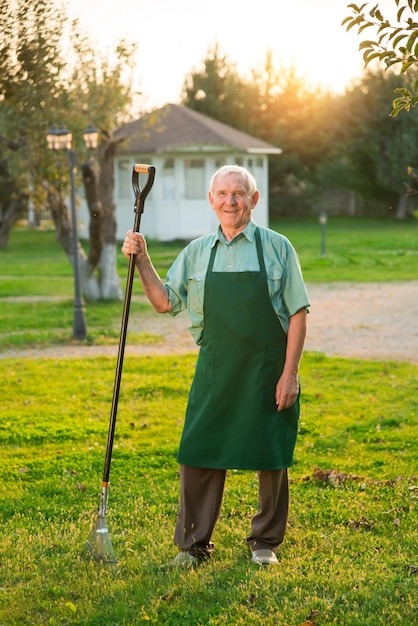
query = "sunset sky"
xmin=63 ymin=0 xmax=398 ymax=109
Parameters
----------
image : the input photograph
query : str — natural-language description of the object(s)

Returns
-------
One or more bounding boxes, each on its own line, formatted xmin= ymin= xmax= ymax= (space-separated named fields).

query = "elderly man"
xmin=122 ymin=165 xmax=310 ymax=567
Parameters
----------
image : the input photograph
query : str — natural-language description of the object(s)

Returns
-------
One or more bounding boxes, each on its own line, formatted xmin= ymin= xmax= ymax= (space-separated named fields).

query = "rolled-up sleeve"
xmin=262 ymin=231 xmax=310 ymax=334
xmin=163 ymin=239 xmax=211 ymax=344
xmin=281 ymin=241 xmax=310 ymax=316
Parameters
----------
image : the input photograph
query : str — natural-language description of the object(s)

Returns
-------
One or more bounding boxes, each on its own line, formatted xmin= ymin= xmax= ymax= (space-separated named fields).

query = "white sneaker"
xmin=251 ymin=549 xmax=279 ymax=566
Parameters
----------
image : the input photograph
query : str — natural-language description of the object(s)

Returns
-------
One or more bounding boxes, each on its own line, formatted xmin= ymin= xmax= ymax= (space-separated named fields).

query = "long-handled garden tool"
xmin=86 ymin=164 xmax=156 ymax=564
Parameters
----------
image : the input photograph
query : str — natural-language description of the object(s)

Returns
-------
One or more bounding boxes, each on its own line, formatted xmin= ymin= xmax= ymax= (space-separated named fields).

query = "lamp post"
xmin=319 ymin=211 xmax=328 ymax=258
xmin=46 ymin=124 xmax=99 ymax=339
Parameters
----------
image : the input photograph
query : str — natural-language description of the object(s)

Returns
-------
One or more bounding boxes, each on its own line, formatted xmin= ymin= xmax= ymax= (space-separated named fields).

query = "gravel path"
xmin=1 ymin=282 xmax=418 ymax=363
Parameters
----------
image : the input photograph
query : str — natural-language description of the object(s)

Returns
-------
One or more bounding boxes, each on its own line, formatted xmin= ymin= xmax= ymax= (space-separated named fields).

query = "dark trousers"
xmin=174 ymin=465 xmax=289 ymax=558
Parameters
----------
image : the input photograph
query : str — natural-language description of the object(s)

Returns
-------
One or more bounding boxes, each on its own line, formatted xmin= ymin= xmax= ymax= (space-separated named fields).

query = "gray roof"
xmin=115 ymin=103 xmax=282 ymax=155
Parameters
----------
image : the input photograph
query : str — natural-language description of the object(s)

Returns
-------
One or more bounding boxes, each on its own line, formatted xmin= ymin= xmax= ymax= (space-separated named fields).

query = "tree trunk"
xmin=46 ymin=185 xmax=72 ymax=254
xmin=82 ymin=163 xmax=103 ymax=269
xmin=46 ymin=184 xmax=89 ymax=289
xmin=97 ymin=138 xmax=123 ymax=300
xmin=100 ymin=241 xmax=123 ymax=300
xmin=81 ymin=163 xmax=103 ymax=300
xmin=0 ymin=196 xmax=24 ymax=248
xmin=395 ymin=194 xmax=410 ymax=220
xmin=45 ymin=136 xmax=124 ymax=301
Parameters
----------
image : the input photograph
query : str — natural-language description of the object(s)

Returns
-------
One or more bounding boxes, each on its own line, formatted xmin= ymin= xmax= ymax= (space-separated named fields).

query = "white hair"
xmin=209 ymin=165 xmax=258 ymax=196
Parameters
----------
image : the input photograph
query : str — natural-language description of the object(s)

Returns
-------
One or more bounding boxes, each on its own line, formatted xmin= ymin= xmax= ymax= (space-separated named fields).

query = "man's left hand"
xmin=275 ymin=373 xmax=299 ymax=412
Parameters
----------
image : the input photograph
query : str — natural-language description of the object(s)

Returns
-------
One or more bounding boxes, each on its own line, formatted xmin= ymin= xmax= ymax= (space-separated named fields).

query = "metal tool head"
xmin=86 ymin=513 xmax=118 ymax=565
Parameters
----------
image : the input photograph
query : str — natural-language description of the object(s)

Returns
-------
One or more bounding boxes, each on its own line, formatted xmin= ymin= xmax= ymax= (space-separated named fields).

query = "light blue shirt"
xmin=165 ymin=220 xmax=310 ymax=344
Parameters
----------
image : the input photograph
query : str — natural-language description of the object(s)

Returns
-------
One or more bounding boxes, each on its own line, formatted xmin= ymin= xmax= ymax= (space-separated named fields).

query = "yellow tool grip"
xmin=133 ymin=163 xmax=151 ymax=174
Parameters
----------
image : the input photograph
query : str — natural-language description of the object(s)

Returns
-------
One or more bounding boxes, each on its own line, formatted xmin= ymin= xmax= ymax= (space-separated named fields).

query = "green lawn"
xmin=0 ymin=354 xmax=417 ymax=625
xmin=2 ymin=217 xmax=418 ymax=293
xmin=0 ymin=217 xmax=417 ymax=350
xmin=273 ymin=216 xmax=418 ymax=282
xmin=0 ymin=220 xmax=417 ymax=624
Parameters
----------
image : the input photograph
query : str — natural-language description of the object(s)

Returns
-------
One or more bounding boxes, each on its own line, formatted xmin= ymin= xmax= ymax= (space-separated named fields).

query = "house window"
xmin=162 ymin=158 xmax=175 ymax=201
xmin=184 ymin=159 xmax=205 ymax=199
xmin=117 ymin=160 xmax=131 ymax=199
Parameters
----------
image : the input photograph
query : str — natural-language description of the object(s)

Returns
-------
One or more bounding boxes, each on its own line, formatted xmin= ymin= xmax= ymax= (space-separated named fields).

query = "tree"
xmin=182 ymin=47 xmax=343 ymax=215
xmin=0 ymin=0 xmax=67 ymax=246
xmin=182 ymin=43 xmax=250 ymax=130
xmin=61 ymin=36 xmax=138 ymax=299
xmin=0 ymin=0 xmax=139 ymax=299
xmin=343 ymin=1 xmax=418 ymax=115
xmin=337 ymin=68 xmax=418 ymax=217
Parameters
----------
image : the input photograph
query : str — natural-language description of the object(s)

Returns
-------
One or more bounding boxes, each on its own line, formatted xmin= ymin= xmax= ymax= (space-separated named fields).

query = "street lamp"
xmin=46 ymin=123 xmax=99 ymax=339
xmin=319 ymin=211 xmax=328 ymax=258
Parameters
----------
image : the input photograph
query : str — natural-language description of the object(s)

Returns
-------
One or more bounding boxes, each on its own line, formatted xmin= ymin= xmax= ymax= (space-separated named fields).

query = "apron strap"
xmin=254 ymin=228 xmax=267 ymax=277
xmin=206 ymin=240 xmax=218 ymax=275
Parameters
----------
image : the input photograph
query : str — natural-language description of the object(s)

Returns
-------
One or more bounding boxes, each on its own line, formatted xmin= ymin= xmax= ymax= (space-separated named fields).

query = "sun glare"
xmin=64 ymin=0 xmax=376 ymax=104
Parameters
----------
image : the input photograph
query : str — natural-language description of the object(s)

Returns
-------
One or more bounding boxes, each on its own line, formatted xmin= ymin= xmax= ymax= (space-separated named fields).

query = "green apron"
xmin=177 ymin=228 xmax=300 ymax=470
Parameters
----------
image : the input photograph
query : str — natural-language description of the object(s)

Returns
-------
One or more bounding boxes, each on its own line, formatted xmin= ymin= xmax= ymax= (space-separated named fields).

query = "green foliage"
xmin=181 ymin=43 xmax=418 ymax=213
xmin=0 ymin=0 xmax=67 ymax=228
xmin=182 ymin=47 xmax=343 ymax=201
xmin=182 ymin=43 xmax=249 ymax=131
xmin=337 ymin=68 xmax=418 ymax=198
xmin=0 ymin=0 xmax=138 ymax=248
xmin=0 ymin=353 xmax=417 ymax=625
xmin=343 ymin=1 xmax=418 ymax=114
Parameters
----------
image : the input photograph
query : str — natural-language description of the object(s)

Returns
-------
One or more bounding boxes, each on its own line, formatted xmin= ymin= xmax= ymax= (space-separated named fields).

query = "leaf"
xmin=401 ymin=57 xmax=417 ymax=71
xmin=359 ymin=22 xmax=375 ymax=33
xmin=377 ymin=21 xmax=391 ymax=35
xmin=397 ymin=6 xmax=406 ymax=21
xmin=64 ymin=602 xmax=77 ymax=613
xmin=386 ymin=58 xmax=403 ymax=69
xmin=341 ymin=16 xmax=355 ymax=28
xmin=161 ymin=590 xmax=176 ymax=602
xmin=392 ymin=33 xmax=409 ymax=47
xmin=363 ymin=51 xmax=384 ymax=66
xmin=307 ymin=610 xmax=321 ymax=620
xmin=359 ymin=40 xmax=378 ymax=50
xmin=406 ymin=30 xmax=418 ymax=52
xmin=348 ymin=516 xmax=377 ymax=529
xmin=347 ymin=3 xmax=368 ymax=11
xmin=347 ymin=16 xmax=368 ymax=33
xmin=389 ymin=26 xmax=403 ymax=39
xmin=368 ymin=3 xmax=379 ymax=15
xmin=312 ymin=467 xmax=357 ymax=486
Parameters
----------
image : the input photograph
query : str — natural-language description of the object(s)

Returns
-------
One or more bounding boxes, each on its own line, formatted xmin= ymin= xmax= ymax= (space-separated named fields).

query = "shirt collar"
xmin=212 ymin=220 xmax=257 ymax=247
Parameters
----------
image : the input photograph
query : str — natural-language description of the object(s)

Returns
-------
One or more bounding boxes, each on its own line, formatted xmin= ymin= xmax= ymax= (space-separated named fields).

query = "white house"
xmin=79 ymin=104 xmax=282 ymax=242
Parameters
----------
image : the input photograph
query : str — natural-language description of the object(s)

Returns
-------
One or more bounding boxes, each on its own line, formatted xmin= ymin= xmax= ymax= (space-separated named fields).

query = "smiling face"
xmin=208 ymin=172 xmax=259 ymax=241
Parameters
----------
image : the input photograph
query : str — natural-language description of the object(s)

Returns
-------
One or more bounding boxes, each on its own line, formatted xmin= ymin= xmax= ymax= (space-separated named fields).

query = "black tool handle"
xmin=102 ymin=164 xmax=156 ymax=485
